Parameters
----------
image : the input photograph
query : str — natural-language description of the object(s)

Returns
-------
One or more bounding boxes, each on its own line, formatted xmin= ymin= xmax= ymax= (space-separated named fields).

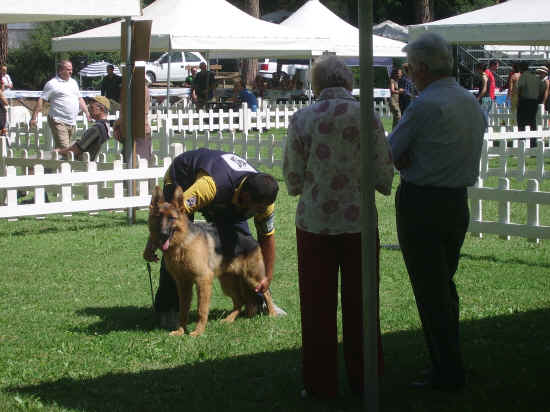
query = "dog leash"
xmin=146 ymin=263 xmax=155 ymax=312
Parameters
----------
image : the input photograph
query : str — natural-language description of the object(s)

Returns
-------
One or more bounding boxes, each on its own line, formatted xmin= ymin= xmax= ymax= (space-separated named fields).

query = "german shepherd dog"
xmin=148 ymin=185 xmax=277 ymax=336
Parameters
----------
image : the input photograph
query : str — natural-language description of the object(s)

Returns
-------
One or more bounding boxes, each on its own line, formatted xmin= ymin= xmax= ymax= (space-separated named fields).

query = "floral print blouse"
xmin=283 ymin=87 xmax=394 ymax=235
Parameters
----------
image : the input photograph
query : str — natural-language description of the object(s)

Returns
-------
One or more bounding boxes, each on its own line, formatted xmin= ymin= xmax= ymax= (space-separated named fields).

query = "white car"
xmin=145 ymin=51 xmax=206 ymax=84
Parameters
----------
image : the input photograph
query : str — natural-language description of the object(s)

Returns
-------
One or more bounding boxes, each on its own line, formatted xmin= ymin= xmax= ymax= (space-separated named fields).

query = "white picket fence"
xmin=468 ymin=177 xmax=550 ymax=243
xmin=468 ymin=129 xmax=550 ymax=242
xmin=486 ymin=103 xmax=550 ymax=129
xmin=2 ymin=121 xmax=550 ymax=243
xmin=480 ymin=128 xmax=550 ymax=182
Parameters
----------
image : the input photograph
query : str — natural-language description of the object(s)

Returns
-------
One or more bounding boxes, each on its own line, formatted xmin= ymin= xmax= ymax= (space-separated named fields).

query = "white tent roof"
xmin=409 ymin=0 xmax=550 ymax=45
xmin=52 ymin=0 xmax=326 ymax=59
xmin=79 ymin=61 xmax=122 ymax=78
xmin=1 ymin=0 xmax=140 ymax=24
xmin=279 ymin=0 xmax=406 ymax=57
xmin=373 ymin=20 xmax=409 ymax=43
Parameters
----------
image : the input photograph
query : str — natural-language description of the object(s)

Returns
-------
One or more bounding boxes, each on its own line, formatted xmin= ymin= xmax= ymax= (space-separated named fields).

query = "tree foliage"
xmin=7 ymin=19 xmax=121 ymax=89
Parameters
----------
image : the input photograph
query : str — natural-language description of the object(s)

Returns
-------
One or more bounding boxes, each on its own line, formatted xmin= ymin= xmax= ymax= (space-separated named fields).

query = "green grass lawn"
xmin=1 ymin=124 xmax=550 ymax=411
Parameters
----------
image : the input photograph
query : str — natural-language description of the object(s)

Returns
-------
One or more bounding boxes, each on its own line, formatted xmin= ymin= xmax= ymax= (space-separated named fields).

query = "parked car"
xmin=145 ymin=51 xmax=206 ymax=84
xmin=258 ymin=58 xmax=310 ymax=80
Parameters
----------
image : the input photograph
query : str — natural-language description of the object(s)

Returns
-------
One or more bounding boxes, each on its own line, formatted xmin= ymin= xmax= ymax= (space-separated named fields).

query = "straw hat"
xmin=535 ymin=66 xmax=548 ymax=75
xmin=90 ymin=95 xmax=111 ymax=111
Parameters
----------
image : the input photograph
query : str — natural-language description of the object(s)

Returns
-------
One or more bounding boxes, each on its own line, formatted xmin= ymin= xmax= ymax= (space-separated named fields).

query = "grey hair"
xmin=404 ymin=33 xmax=453 ymax=77
xmin=311 ymin=55 xmax=353 ymax=94
xmin=57 ymin=60 xmax=72 ymax=73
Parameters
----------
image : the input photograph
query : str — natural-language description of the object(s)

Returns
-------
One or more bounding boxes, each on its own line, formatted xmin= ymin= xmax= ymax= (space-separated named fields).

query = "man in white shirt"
xmin=1 ymin=66 xmax=13 ymax=90
xmin=30 ymin=60 xmax=91 ymax=149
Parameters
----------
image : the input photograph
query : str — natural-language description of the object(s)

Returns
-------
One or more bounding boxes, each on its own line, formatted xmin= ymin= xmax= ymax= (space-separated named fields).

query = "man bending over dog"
xmin=143 ymin=148 xmax=286 ymax=328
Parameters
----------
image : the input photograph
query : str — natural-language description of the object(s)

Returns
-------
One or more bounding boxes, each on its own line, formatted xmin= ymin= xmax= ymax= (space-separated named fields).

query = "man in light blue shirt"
xmin=388 ymin=32 xmax=486 ymax=392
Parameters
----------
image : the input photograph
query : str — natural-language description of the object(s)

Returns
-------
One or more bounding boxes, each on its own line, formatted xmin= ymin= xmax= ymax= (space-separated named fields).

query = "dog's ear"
xmin=172 ymin=185 xmax=185 ymax=210
xmin=150 ymin=186 xmax=165 ymax=215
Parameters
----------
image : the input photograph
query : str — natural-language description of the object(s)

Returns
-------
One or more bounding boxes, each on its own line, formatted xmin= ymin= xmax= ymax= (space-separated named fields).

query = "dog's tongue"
xmin=162 ymin=239 xmax=170 ymax=251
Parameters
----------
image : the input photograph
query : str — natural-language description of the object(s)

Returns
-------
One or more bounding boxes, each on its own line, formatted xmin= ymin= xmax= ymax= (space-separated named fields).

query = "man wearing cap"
xmin=517 ymin=63 xmax=546 ymax=139
xmin=30 ymin=60 xmax=91 ymax=150
xmin=56 ymin=96 xmax=110 ymax=161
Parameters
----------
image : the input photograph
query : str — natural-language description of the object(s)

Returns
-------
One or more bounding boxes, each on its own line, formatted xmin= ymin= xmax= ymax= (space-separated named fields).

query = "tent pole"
xmin=308 ymin=56 xmax=312 ymax=104
xmin=166 ymin=44 xmax=172 ymax=110
xmin=124 ymin=16 xmax=135 ymax=224
xmin=359 ymin=0 xmax=379 ymax=411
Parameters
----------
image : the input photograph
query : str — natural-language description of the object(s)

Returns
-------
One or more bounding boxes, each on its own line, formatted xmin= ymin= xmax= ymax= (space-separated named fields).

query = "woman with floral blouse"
xmin=283 ymin=55 xmax=394 ymax=400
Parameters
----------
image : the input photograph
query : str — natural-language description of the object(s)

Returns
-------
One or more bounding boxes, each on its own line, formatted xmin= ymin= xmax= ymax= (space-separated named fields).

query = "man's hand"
xmin=394 ymin=151 xmax=412 ymax=171
xmin=143 ymin=246 xmax=159 ymax=262
xmin=113 ymin=124 xmax=122 ymax=142
xmin=255 ymin=277 xmax=270 ymax=294
xmin=29 ymin=118 xmax=37 ymax=129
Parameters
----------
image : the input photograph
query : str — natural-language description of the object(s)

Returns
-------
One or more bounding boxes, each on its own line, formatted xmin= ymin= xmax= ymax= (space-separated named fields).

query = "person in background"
xmin=253 ymin=74 xmax=266 ymax=99
xmin=506 ymin=63 xmax=521 ymax=124
xmin=389 ymin=67 xmax=403 ymax=129
xmin=517 ymin=62 xmax=546 ymax=140
xmin=192 ymin=62 xmax=216 ymax=109
xmin=283 ymin=55 xmax=394 ymax=400
xmin=538 ymin=66 xmax=549 ymax=109
xmin=56 ymin=96 xmax=110 ymax=161
xmin=100 ymin=64 xmax=122 ymax=103
xmin=389 ymin=32 xmax=486 ymax=392
xmin=488 ymin=60 xmax=500 ymax=92
xmin=0 ymin=86 xmax=7 ymax=136
xmin=232 ymin=79 xmax=258 ymax=112
xmin=184 ymin=67 xmax=198 ymax=88
xmin=1 ymin=65 xmax=13 ymax=90
xmin=29 ymin=60 xmax=91 ymax=150
xmin=475 ymin=63 xmax=492 ymax=116
xmin=113 ymin=77 xmax=152 ymax=161
xmin=399 ymin=63 xmax=414 ymax=113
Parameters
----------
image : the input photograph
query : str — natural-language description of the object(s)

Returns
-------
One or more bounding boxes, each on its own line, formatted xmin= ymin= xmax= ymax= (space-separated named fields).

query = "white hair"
xmin=404 ymin=33 xmax=453 ymax=77
xmin=311 ymin=55 xmax=353 ymax=94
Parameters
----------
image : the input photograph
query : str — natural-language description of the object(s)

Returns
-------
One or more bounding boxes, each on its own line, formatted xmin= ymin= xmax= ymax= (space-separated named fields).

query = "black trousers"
xmin=517 ymin=98 xmax=539 ymax=146
xmin=395 ymin=181 xmax=469 ymax=386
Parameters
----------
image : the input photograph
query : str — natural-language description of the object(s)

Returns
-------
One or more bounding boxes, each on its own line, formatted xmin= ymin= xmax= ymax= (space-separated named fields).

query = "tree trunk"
xmin=0 ymin=24 xmax=8 ymax=66
xmin=415 ymin=0 xmax=433 ymax=23
xmin=242 ymin=0 xmax=259 ymax=87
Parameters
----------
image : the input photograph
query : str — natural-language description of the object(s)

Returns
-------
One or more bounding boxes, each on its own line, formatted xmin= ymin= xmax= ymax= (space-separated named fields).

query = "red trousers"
xmin=296 ymin=228 xmax=383 ymax=398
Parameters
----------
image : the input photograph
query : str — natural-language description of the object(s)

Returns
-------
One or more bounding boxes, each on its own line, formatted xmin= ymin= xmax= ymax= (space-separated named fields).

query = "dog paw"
xmin=169 ymin=327 xmax=185 ymax=336
xmin=189 ymin=329 xmax=204 ymax=337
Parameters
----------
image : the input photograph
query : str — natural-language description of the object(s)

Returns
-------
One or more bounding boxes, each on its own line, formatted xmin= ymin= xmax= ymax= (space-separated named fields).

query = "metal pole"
xmin=359 ymin=1 xmax=379 ymax=411
xmin=124 ymin=17 xmax=135 ymax=224
xmin=166 ymin=43 xmax=172 ymax=110
xmin=308 ymin=56 xmax=312 ymax=104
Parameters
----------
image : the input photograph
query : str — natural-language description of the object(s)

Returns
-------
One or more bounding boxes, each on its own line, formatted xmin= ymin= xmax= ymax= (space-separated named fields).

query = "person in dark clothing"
xmin=192 ymin=62 xmax=216 ymax=109
xmin=100 ymin=65 xmax=122 ymax=103
xmin=56 ymin=96 xmax=110 ymax=161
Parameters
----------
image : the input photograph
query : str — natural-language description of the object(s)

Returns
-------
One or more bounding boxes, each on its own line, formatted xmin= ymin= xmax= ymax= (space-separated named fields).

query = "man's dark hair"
xmin=107 ymin=64 xmax=114 ymax=70
xmin=243 ymin=173 xmax=279 ymax=204
xmin=519 ymin=62 xmax=530 ymax=72
xmin=489 ymin=60 xmax=499 ymax=67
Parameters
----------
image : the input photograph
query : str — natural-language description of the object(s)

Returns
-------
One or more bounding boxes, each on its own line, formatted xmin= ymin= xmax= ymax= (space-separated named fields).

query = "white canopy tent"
xmin=1 ymin=0 xmax=140 ymax=24
xmin=51 ymin=0 xmax=325 ymax=59
xmin=373 ymin=20 xmax=409 ymax=43
xmin=79 ymin=61 xmax=122 ymax=78
xmin=408 ymin=0 xmax=550 ymax=45
xmin=279 ymin=0 xmax=406 ymax=58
